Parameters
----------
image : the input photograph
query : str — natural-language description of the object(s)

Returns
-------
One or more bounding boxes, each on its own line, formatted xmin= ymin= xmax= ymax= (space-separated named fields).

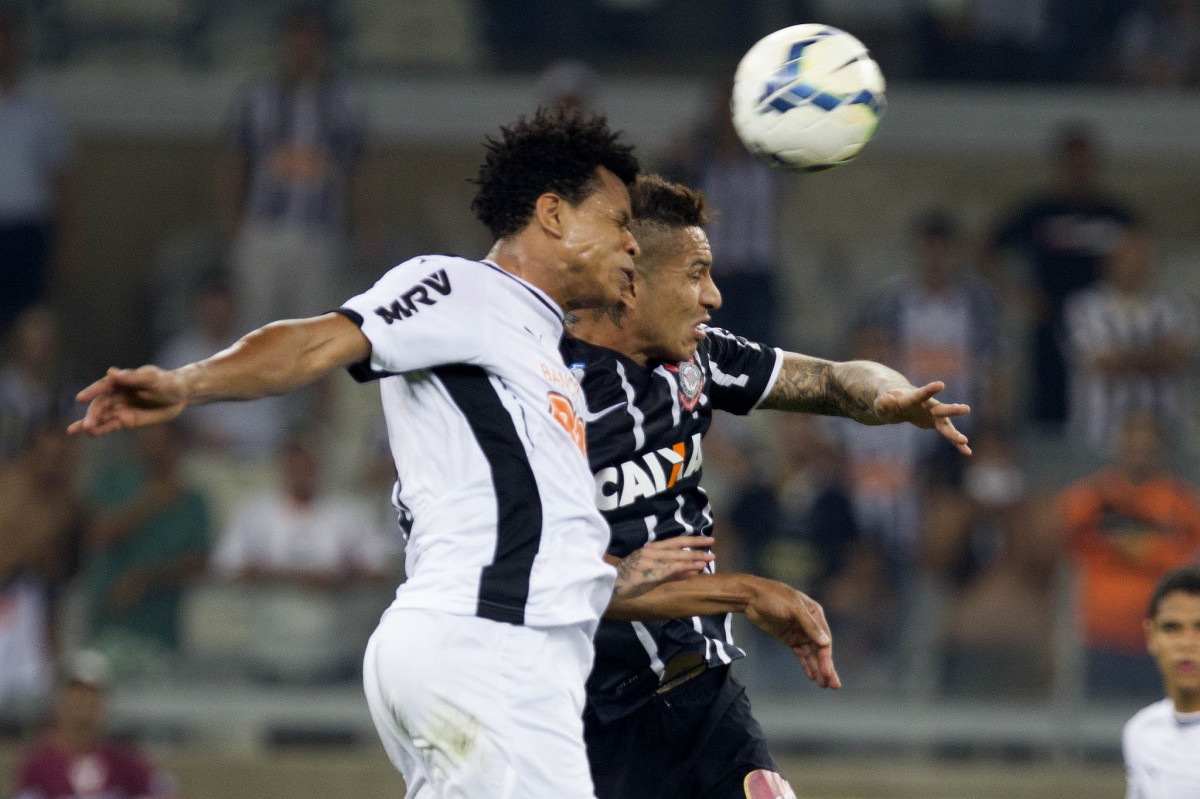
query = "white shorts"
xmin=363 ymin=608 xmax=598 ymax=799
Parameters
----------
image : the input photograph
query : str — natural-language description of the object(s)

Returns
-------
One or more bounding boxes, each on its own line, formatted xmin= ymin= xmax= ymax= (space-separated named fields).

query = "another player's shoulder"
xmin=560 ymin=336 xmax=618 ymax=369
xmin=1124 ymin=698 xmax=1174 ymax=741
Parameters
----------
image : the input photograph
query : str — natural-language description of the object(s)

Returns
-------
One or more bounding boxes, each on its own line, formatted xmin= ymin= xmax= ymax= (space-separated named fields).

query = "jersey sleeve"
xmin=700 ymin=326 xmax=782 ymax=415
xmin=336 ymin=256 xmax=485 ymax=381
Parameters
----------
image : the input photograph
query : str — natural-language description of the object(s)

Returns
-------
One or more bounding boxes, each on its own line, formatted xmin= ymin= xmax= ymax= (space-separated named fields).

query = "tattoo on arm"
xmin=757 ymin=354 xmax=877 ymax=422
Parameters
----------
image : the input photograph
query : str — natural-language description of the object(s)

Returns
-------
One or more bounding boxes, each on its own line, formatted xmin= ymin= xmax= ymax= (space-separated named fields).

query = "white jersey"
xmin=338 ymin=255 xmax=616 ymax=628
xmin=1123 ymin=698 xmax=1200 ymax=799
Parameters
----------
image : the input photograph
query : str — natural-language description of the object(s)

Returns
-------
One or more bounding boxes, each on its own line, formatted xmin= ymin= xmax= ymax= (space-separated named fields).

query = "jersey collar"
xmin=480 ymin=260 xmax=565 ymax=327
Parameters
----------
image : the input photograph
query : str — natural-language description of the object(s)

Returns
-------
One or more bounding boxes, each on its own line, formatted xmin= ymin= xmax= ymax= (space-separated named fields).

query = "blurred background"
xmin=2 ymin=0 xmax=1199 ymax=796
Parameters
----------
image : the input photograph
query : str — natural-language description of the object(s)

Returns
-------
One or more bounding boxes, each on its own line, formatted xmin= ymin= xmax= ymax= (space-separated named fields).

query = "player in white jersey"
xmin=1123 ymin=566 xmax=1200 ymax=799
xmin=68 ymin=110 xmax=713 ymax=799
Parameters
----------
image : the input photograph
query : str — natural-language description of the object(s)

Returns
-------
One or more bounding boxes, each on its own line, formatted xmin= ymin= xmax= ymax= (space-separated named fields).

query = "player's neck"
xmin=1171 ymin=688 xmax=1200 ymax=714
xmin=485 ymin=238 xmax=568 ymax=311
xmin=569 ymin=312 xmax=648 ymax=367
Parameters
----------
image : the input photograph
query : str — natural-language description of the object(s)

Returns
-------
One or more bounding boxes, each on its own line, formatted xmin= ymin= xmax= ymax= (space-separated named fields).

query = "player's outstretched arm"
xmin=608 ymin=536 xmax=715 ymax=602
xmin=69 ymin=313 xmax=371 ymax=437
xmin=757 ymin=353 xmax=972 ymax=455
xmin=606 ymin=571 xmax=839 ymax=689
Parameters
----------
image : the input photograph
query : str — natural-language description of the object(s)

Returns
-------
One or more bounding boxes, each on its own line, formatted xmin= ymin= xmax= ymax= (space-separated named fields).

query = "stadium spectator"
xmin=1123 ymin=566 xmax=1200 ymax=797
xmin=0 ymin=306 xmax=76 ymax=461
xmin=539 ymin=58 xmax=601 ymax=114
xmin=1060 ymin=411 xmax=1200 ymax=700
xmin=209 ymin=431 xmax=397 ymax=682
xmin=0 ymin=423 xmax=82 ymax=724
xmin=824 ymin=329 xmax=926 ymax=586
xmin=860 ymin=211 xmax=1007 ymax=484
xmin=729 ymin=414 xmax=858 ymax=602
xmin=215 ymin=7 xmax=367 ymax=330
xmin=664 ymin=84 xmax=783 ymax=346
xmin=10 ymin=651 xmax=177 ymax=799
xmin=84 ymin=424 xmax=210 ymax=678
xmin=155 ymin=275 xmax=286 ymax=459
xmin=989 ymin=125 xmax=1138 ymax=430
xmin=912 ymin=0 xmax=1055 ymax=82
xmin=1116 ymin=0 xmax=1200 ymax=87
xmin=924 ymin=427 xmax=1058 ymax=698
xmin=0 ymin=8 xmax=77 ymax=334
xmin=1063 ymin=226 xmax=1197 ymax=454
xmin=211 ymin=432 xmax=397 ymax=588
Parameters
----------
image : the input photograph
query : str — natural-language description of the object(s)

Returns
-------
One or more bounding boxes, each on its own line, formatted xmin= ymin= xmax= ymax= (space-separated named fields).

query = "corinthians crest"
xmin=666 ymin=358 xmax=705 ymax=411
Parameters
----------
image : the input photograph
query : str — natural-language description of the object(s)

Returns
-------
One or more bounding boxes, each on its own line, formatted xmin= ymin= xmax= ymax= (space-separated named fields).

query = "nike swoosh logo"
xmin=581 ymin=401 xmax=626 ymax=423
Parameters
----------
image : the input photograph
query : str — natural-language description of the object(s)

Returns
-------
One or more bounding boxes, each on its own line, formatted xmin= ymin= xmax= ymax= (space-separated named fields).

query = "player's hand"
xmin=68 ymin=366 xmax=189 ymax=437
xmin=609 ymin=536 xmax=715 ymax=602
xmin=744 ymin=580 xmax=840 ymax=690
xmin=874 ymin=381 xmax=972 ymax=456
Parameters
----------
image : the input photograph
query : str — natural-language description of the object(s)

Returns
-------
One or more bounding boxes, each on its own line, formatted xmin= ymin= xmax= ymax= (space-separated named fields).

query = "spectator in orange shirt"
xmin=1061 ymin=411 xmax=1200 ymax=699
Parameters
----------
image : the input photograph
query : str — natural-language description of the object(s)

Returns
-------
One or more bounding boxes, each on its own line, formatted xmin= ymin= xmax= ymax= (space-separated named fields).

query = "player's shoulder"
xmin=697 ymin=325 xmax=772 ymax=358
xmin=560 ymin=335 xmax=618 ymax=367
xmin=1124 ymin=697 xmax=1174 ymax=739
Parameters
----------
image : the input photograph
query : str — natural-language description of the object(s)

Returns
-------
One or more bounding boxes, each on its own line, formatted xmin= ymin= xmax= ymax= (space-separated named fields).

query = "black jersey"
xmin=561 ymin=326 xmax=781 ymax=722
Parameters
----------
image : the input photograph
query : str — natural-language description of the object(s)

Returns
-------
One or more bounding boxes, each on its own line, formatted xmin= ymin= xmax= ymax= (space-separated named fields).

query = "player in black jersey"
xmin=564 ymin=175 xmax=972 ymax=799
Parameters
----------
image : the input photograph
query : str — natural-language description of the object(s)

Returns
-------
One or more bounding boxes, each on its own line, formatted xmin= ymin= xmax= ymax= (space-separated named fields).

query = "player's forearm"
xmin=757 ymin=352 xmax=908 ymax=424
xmin=604 ymin=572 xmax=761 ymax=621
xmin=178 ymin=316 xmax=363 ymax=406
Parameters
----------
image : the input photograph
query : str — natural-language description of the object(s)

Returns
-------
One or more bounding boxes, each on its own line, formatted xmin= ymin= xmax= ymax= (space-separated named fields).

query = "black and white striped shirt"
xmin=563 ymin=326 xmax=782 ymax=722
xmin=1064 ymin=284 xmax=1198 ymax=452
xmin=229 ymin=76 xmax=365 ymax=231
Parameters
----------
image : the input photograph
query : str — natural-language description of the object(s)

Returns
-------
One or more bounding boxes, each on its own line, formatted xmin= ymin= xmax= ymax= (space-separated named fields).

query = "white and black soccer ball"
xmin=731 ymin=24 xmax=886 ymax=172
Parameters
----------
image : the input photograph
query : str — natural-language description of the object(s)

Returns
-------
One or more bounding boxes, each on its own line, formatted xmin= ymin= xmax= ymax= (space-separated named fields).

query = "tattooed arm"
xmin=757 ymin=352 xmax=974 ymax=454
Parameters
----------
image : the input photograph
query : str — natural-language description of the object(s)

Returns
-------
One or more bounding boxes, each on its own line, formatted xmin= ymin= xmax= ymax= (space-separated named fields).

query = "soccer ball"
xmin=731 ymin=24 xmax=886 ymax=172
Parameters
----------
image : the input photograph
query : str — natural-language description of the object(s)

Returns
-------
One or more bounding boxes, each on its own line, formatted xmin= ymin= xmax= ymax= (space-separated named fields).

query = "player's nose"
xmin=623 ymin=228 xmax=640 ymax=259
xmin=701 ymin=276 xmax=722 ymax=310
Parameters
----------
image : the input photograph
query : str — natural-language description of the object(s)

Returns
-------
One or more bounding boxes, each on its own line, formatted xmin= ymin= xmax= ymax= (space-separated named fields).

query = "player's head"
xmin=471 ymin=108 xmax=640 ymax=309
xmin=1144 ymin=566 xmax=1200 ymax=703
xmin=617 ymin=174 xmax=720 ymax=362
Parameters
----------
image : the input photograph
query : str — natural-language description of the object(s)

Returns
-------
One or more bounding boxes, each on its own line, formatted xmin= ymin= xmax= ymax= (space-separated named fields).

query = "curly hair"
xmin=471 ymin=107 xmax=640 ymax=240
xmin=630 ymin=174 xmax=711 ymax=229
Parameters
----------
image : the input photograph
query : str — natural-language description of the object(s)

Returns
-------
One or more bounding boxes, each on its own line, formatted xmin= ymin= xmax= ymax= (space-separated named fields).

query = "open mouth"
xmin=619 ymin=268 xmax=634 ymax=286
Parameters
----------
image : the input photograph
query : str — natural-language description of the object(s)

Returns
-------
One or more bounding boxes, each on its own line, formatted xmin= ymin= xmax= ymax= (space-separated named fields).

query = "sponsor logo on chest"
xmin=594 ymin=433 xmax=703 ymax=511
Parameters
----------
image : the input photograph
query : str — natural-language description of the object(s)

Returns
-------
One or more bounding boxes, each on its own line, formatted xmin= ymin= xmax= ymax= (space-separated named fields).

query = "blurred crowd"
xmin=1 ymin=1 xmax=1199 ymax=750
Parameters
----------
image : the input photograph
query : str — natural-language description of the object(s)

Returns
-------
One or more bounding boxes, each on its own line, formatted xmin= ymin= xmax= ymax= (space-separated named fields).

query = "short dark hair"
xmin=630 ymin=174 xmax=710 ymax=229
xmin=471 ymin=107 xmax=639 ymax=240
xmin=1148 ymin=566 xmax=1200 ymax=619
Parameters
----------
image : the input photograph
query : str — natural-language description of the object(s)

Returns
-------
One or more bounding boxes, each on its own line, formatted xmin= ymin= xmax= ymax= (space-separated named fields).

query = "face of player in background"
xmin=555 ymin=167 xmax=640 ymax=311
xmin=1145 ymin=591 xmax=1200 ymax=702
xmin=627 ymin=225 xmax=720 ymax=363
xmin=56 ymin=682 xmax=106 ymax=739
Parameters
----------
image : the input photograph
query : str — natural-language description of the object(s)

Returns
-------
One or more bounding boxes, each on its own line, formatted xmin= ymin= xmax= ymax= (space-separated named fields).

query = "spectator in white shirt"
xmin=1123 ymin=566 xmax=1200 ymax=799
xmin=211 ymin=432 xmax=398 ymax=588
xmin=155 ymin=276 xmax=286 ymax=460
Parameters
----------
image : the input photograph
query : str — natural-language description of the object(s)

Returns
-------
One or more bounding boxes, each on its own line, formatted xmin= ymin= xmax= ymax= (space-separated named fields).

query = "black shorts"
xmin=585 ymin=666 xmax=777 ymax=799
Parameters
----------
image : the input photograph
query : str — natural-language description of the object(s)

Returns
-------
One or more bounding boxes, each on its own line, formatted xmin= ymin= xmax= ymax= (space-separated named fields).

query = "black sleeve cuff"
xmin=332 ymin=307 xmax=396 ymax=383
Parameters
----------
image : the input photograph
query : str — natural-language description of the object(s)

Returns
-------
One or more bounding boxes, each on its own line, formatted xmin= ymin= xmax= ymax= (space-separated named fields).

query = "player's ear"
xmin=1144 ymin=618 xmax=1157 ymax=654
xmin=534 ymin=192 xmax=565 ymax=239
